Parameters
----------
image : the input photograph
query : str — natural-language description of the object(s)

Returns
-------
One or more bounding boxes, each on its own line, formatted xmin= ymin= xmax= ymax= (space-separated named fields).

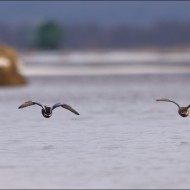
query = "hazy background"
xmin=0 ymin=1 xmax=190 ymax=50
xmin=1 ymin=1 xmax=190 ymax=25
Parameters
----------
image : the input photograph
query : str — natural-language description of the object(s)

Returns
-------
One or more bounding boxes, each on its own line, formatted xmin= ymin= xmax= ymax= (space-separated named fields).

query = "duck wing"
xmin=156 ymin=98 xmax=180 ymax=108
xmin=18 ymin=100 xmax=43 ymax=109
xmin=52 ymin=103 xmax=80 ymax=115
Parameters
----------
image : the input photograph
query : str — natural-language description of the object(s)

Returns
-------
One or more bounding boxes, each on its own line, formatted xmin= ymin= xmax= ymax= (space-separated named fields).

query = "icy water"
xmin=1 ymin=74 xmax=190 ymax=188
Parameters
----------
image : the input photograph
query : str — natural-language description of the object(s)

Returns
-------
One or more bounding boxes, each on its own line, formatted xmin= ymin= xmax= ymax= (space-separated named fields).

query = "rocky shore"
xmin=0 ymin=45 xmax=27 ymax=86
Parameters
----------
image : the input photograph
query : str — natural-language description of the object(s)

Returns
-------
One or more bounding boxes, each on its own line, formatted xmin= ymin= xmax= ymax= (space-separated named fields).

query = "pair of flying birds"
xmin=18 ymin=98 xmax=189 ymax=118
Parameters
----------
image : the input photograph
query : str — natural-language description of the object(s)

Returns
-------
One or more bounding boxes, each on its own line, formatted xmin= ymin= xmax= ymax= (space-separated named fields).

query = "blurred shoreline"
xmin=19 ymin=49 xmax=190 ymax=76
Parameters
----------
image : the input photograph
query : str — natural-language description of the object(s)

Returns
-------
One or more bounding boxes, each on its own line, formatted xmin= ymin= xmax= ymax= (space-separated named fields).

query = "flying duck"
xmin=156 ymin=98 xmax=190 ymax=117
xmin=18 ymin=100 xmax=80 ymax=118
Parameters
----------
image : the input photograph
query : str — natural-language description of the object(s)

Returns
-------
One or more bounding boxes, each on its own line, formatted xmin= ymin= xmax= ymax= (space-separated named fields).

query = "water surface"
xmin=0 ymin=74 xmax=190 ymax=188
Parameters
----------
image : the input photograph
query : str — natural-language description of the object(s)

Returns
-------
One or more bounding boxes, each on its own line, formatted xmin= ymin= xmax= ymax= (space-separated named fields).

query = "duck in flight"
xmin=18 ymin=100 xmax=80 ymax=118
xmin=156 ymin=98 xmax=190 ymax=117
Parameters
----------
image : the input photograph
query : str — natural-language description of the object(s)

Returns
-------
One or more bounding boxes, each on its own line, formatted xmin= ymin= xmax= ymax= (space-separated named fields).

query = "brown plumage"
xmin=156 ymin=98 xmax=190 ymax=117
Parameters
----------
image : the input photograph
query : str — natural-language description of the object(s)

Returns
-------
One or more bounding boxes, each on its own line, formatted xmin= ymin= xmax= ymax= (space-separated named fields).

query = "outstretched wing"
xmin=52 ymin=103 xmax=80 ymax=115
xmin=18 ymin=100 xmax=43 ymax=109
xmin=156 ymin=98 xmax=180 ymax=108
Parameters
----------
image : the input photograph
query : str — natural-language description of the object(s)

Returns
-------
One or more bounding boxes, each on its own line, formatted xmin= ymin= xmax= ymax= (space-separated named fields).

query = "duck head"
xmin=42 ymin=106 xmax=52 ymax=118
xmin=178 ymin=107 xmax=189 ymax=117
